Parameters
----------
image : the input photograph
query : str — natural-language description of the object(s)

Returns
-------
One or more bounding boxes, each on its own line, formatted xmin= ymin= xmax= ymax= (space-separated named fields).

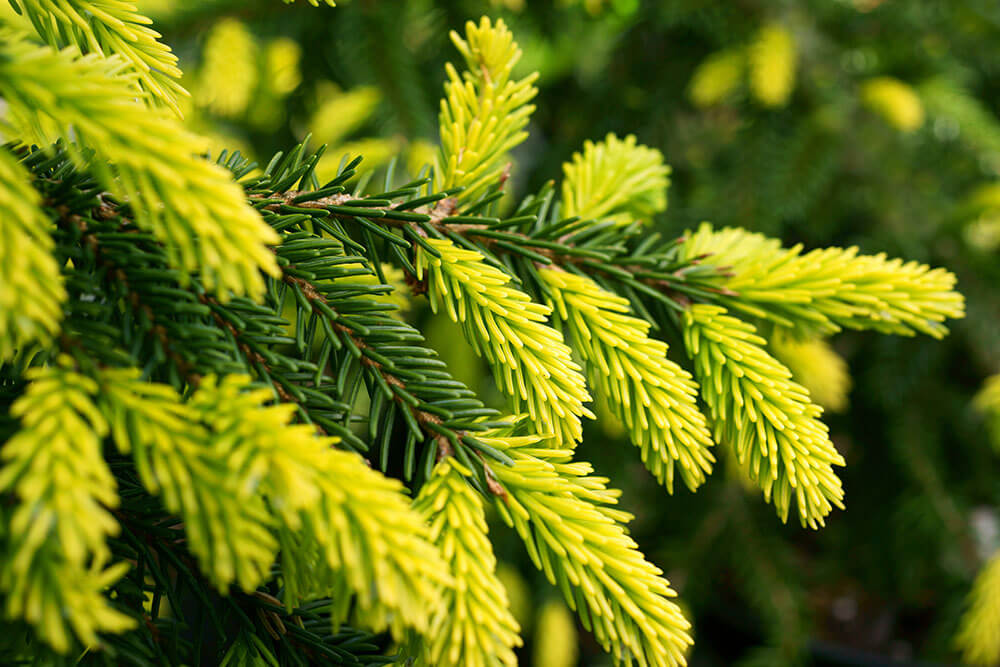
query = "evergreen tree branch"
xmin=682 ymin=303 xmax=845 ymax=528
xmin=99 ymin=369 xmax=280 ymax=592
xmin=540 ymin=268 xmax=715 ymax=492
xmin=0 ymin=147 xmax=65 ymax=360
xmin=436 ymin=17 xmax=539 ymax=203
xmin=682 ymin=223 xmax=965 ymax=338
xmin=11 ymin=0 xmax=187 ymax=114
xmin=0 ymin=361 xmax=134 ymax=652
xmin=486 ymin=430 xmax=693 ymax=667
xmin=415 ymin=237 xmax=593 ymax=447
xmin=409 ymin=458 xmax=521 ymax=666
xmin=562 ymin=133 xmax=671 ymax=226
xmin=0 ymin=33 xmax=282 ymax=300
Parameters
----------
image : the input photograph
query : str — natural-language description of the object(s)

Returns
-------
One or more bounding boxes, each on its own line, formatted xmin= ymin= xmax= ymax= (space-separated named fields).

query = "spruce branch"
xmin=436 ymin=17 xmax=539 ymax=203
xmin=409 ymin=458 xmax=521 ymax=666
xmin=415 ymin=237 xmax=593 ymax=447
xmin=486 ymin=429 xmax=694 ymax=667
xmin=682 ymin=223 xmax=965 ymax=338
xmin=0 ymin=33 xmax=281 ymax=300
xmin=540 ymin=268 xmax=716 ymax=492
xmin=562 ymin=133 xmax=672 ymax=226
xmin=0 ymin=148 xmax=65 ymax=361
xmin=99 ymin=369 xmax=279 ymax=592
xmin=0 ymin=361 xmax=134 ymax=652
xmin=682 ymin=304 xmax=845 ymax=528
xmin=11 ymin=0 xmax=187 ymax=114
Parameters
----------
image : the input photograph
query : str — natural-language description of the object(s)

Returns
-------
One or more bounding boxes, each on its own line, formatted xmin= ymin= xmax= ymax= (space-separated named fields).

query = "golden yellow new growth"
xmin=436 ymin=17 xmax=539 ymax=201
xmin=487 ymin=435 xmax=694 ymax=667
xmin=0 ymin=149 xmax=65 ymax=360
xmin=683 ymin=304 xmax=846 ymax=528
xmin=0 ymin=33 xmax=282 ymax=300
xmin=540 ymin=268 xmax=715 ymax=491
xmin=956 ymin=551 xmax=1000 ymax=665
xmin=561 ymin=133 xmax=671 ymax=226
xmin=416 ymin=238 xmax=592 ymax=446
xmin=0 ymin=363 xmax=134 ymax=652
xmin=411 ymin=459 xmax=521 ymax=666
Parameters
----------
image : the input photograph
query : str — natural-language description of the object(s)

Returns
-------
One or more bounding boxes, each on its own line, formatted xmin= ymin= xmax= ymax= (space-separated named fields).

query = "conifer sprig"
xmin=682 ymin=304 xmax=846 ymax=528
xmin=562 ymin=133 xmax=671 ymax=226
xmin=955 ymin=552 xmax=1000 ymax=666
xmin=186 ymin=375 xmax=449 ymax=639
xmin=0 ymin=362 xmax=134 ymax=653
xmin=0 ymin=33 xmax=282 ymax=300
xmin=0 ymin=149 xmax=65 ymax=360
xmin=415 ymin=237 xmax=592 ymax=446
xmin=540 ymin=268 xmax=716 ymax=491
xmin=11 ymin=0 xmax=187 ymax=113
xmin=411 ymin=458 xmax=521 ymax=666
xmin=99 ymin=370 xmax=280 ymax=592
xmin=682 ymin=223 xmax=965 ymax=338
xmin=487 ymin=430 xmax=693 ymax=667
xmin=436 ymin=17 xmax=539 ymax=202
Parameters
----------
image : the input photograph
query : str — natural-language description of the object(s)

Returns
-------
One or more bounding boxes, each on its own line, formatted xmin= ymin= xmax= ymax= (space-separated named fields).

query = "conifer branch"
xmin=415 ymin=237 xmax=593 ymax=446
xmin=0 ymin=361 xmax=134 ymax=652
xmin=0 ymin=33 xmax=281 ymax=301
xmin=540 ymin=268 xmax=716 ymax=492
xmin=682 ymin=304 xmax=845 ymax=528
xmin=436 ymin=17 xmax=538 ymax=202
xmin=682 ymin=223 xmax=965 ymax=338
xmin=486 ymin=431 xmax=693 ymax=667
xmin=185 ymin=375 xmax=449 ymax=640
xmin=0 ymin=148 xmax=65 ymax=360
xmin=11 ymin=0 xmax=187 ymax=113
xmin=99 ymin=369 xmax=279 ymax=592
xmin=562 ymin=133 xmax=671 ymax=226
xmin=410 ymin=458 xmax=521 ymax=666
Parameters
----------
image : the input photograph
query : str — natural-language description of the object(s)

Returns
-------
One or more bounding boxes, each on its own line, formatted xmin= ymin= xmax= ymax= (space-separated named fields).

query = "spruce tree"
xmin=0 ymin=3 xmax=972 ymax=666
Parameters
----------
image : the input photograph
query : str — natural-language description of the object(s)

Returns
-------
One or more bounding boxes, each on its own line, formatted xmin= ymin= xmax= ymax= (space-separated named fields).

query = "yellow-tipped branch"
xmin=13 ymin=0 xmax=187 ymax=113
xmin=486 ymin=433 xmax=693 ymax=667
xmin=540 ymin=268 xmax=715 ymax=492
xmin=436 ymin=17 xmax=538 ymax=202
xmin=411 ymin=459 xmax=521 ymax=666
xmin=0 ymin=149 xmax=65 ymax=360
xmin=0 ymin=363 xmax=134 ymax=652
xmin=0 ymin=33 xmax=281 ymax=300
xmin=187 ymin=375 xmax=449 ymax=639
xmin=682 ymin=304 xmax=846 ymax=528
xmin=561 ymin=133 xmax=671 ymax=226
xmin=99 ymin=370 xmax=279 ymax=592
xmin=416 ymin=238 xmax=592 ymax=446
xmin=683 ymin=223 xmax=965 ymax=338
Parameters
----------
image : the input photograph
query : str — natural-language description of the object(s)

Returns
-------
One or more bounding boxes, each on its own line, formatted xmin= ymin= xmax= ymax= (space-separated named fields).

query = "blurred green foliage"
xmin=147 ymin=0 xmax=1000 ymax=663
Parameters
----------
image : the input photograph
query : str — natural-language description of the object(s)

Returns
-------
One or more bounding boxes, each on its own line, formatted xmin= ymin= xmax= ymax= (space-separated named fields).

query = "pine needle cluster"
xmin=0 ymin=5 xmax=966 ymax=665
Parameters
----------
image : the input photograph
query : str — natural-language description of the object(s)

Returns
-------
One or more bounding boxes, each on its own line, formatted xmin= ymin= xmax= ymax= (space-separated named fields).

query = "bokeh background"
xmin=25 ymin=0 xmax=1000 ymax=664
